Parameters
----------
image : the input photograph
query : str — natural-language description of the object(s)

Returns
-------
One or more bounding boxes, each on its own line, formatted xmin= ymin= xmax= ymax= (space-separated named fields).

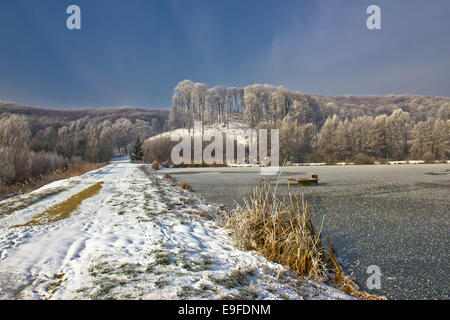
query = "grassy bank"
xmin=226 ymin=181 xmax=386 ymax=300
xmin=13 ymin=181 xmax=104 ymax=227
xmin=0 ymin=163 xmax=103 ymax=200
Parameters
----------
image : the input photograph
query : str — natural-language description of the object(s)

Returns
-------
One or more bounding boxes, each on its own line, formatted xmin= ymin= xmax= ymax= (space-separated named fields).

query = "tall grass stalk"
xmin=226 ymin=181 xmax=386 ymax=300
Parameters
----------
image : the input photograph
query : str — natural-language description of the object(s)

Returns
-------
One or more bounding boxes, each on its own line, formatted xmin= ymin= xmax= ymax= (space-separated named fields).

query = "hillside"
xmin=310 ymin=94 xmax=450 ymax=123
xmin=0 ymin=102 xmax=169 ymax=129
xmin=169 ymin=80 xmax=449 ymax=129
xmin=2 ymin=86 xmax=448 ymax=167
xmin=0 ymin=102 xmax=170 ymax=191
xmin=167 ymin=81 xmax=449 ymax=163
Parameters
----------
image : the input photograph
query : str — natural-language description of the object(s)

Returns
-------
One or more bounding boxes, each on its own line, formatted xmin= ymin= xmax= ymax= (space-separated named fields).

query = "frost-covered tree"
xmin=0 ymin=114 xmax=32 ymax=182
xmin=171 ymin=79 xmax=195 ymax=130
xmin=433 ymin=119 xmax=449 ymax=159
xmin=318 ymin=115 xmax=340 ymax=162
xmin=167 ymin=80 xmax=448 ymax=162
xmin=97 ymin=122 xmax=115 ymax=162
xmin=193 ymin=82 xmax=208 ymax=125
xmin=244 ymin=90 xmax=261 ymax=128
xmin=270 ymin=87 xmax=288 ymax=122
xmin=335 ymin=119 xmax=352 ymax=160
xmin=349 ymin=116 xmax=373 ymax=156
xmin=371 ymin=114 xmax=388 ymax=160
xmin=84 ymin=122 xmax=99 ymax=162
xmin=411 ymin=121 xmax=431 ymax=159
xmin=112 ymin=118 xmax=132 ymax=156
xmin=386 ymin=109 xmax=410 ymax=159
xmin=438 ymin=102 xmax=450 ymax=121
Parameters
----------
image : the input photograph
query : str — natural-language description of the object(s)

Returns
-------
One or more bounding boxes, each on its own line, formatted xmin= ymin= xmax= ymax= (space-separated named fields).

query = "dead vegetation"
xmin=226 ymin=181 xmax=386 ymax=300
xmin=179 ymin=181 xmax=192 ymax=191
xmin=13 ymin=181 xmax=104 ymax=227
xmin=163 ymin=173 xmax=174 ymax=181
xmin=0 ymin=181 xmax=78 ymax=218
xmin=0 ymin=163 xmax=102 ymax=198
xmin=354 ymin=153 xmax=376 ymax=165
xmin=334 ymin=274 xmax=386 ymax=300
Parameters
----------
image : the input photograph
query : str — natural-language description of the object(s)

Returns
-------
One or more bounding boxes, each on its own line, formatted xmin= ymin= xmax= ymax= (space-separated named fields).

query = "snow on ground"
xmin=146 ymin=121 xmax=255 ymax=145
xmin=0 ymin=161 xmax=352 ymax=300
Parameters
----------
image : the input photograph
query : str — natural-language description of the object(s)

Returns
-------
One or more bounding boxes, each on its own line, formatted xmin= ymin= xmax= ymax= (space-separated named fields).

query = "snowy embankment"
xmin=0 ymin=161 xmax=352 ymax=300
xmin=146 ymin=122 xmax=251 ymax=147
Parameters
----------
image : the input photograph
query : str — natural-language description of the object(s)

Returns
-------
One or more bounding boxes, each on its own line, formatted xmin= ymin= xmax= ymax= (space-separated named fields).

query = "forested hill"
xmin=0 ymin=102 xmax=168 ymax=125
xmin=168 ymin=80 xmax=449 ymax=162
xmin=310 ymin=94 xmax=450 ymax=123
xmin=0 ymin=102 xmax=169 ymax=186
xmin=169 ymin=80 xmax=449 ymax=129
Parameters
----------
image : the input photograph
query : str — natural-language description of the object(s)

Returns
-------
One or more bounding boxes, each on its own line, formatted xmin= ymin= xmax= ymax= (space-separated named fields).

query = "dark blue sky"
xmin=1 ymin=0 xmax=449 ymax=109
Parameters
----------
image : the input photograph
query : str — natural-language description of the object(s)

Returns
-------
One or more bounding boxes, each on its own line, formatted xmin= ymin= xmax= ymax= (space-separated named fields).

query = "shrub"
xmin=179 ymin=181 xmax=192 ymax=191
xmin=422 ymin=152 xmax=435 ymax=164
xmin=152 ymin=160 xmax=159 ymax=170
xmin=70 ymin=156 xmax=83 ymax=165
xmin=30 ymin=151 xmax=68 ymax=177
xmin=226 ymin=181 xmax=335 ymax=281
xmin=1 ymin=162 xmax=101 ymax=196
xmin=164 ymin=173 xmax=173 ymax=180
xmin=323 ymin=154 xmax=338 ymax=165
xmin=0 ymin=114 xmax=32 ymax=183
xmin=0 ymin=149 xmax=15 ymax=185
xmin=0 ymin=147 xmax=31 ymax=184
xmin=143 ymin=136 xmax=173 ymax=164
xmin=354 ymin=153 xmax=375 ymax=165
xmin=226 ymin=181 xmax=386 ymax=300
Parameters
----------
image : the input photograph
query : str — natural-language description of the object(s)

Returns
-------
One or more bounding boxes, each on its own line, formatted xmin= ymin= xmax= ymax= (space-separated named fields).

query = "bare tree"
xmin=244 ymin=90 xmax=261 ymax=128
xmin=0 ymin=114 xmax=32 ymax=182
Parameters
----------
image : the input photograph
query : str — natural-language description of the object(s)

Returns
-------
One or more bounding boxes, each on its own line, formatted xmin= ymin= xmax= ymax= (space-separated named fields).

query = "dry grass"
xmin=179 ymin=181 xmax=192 ymax=191
xmin=163 ymin=173 xmax=174 ymax=181
xmin=13 ymin=181 xmax=104 ymax=227
xmin=152 ymin=161 xmax=159 ymax=170
xmin=354 ymin=153 xmax=375 ymax=165
xmin=0 ymin=163 xmax=102 ymax=197
xmin=226 ymin=181 xmax=331 ymax=280
xmin=226 ymin=181 xmax=386 ymax=300
xmin=0 ymin=183 xmax=77 ymax=218
xmin=334 ymin=274 xmax=387 ymax=300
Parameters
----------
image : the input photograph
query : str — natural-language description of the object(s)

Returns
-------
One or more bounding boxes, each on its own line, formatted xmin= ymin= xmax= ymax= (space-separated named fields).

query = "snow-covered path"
xmin=0 ymin=162 xmax=351 ymax=300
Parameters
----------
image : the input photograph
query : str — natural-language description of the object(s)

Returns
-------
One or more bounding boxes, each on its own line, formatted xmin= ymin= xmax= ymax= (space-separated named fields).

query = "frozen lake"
xmin=163 ymin=164 xmax=450 ymax=300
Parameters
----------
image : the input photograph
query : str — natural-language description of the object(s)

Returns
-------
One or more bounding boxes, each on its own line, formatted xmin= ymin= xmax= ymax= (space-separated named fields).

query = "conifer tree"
xmin=130 ymin=136 xmax=144 ymax=162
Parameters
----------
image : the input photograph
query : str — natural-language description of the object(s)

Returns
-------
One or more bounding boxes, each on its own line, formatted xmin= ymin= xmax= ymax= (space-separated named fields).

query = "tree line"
xmin=0 ymin=112 xmax=164 ymax=188
xmin=168 ymin=80 xmax=449 ymax=163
